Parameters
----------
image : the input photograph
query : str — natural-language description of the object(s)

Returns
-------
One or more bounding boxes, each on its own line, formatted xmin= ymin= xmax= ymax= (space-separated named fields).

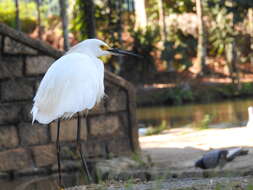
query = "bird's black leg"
xmin=56 ymin=119 xmax=64 ymax=189
xmin=76 ymin=112 xmax=92 ymax=183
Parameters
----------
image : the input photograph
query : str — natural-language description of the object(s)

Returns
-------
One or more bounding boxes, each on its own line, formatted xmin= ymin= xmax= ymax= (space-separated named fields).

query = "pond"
xmin=137 ymin=98 xmax=253 ymax=129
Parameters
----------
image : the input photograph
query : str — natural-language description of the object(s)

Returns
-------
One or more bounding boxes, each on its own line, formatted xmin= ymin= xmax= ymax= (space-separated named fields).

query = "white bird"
xmin=30 ymin=39 xmax=139 ymax=189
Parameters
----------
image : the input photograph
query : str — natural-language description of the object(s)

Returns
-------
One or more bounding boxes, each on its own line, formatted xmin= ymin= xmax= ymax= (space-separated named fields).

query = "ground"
xmin=67 ymin=126 xmax=253 ymax=190
xmin=140 ymin=126 xmax=253 ymax=173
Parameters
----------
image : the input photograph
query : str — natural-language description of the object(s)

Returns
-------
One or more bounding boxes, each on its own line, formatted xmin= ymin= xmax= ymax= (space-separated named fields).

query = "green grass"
xmin=145 ymin=120 xmax=168 ymax=136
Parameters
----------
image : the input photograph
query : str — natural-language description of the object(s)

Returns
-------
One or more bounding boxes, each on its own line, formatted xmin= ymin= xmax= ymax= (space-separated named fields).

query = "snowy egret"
xmin=31 ymin=39 xmax=139 ymax=189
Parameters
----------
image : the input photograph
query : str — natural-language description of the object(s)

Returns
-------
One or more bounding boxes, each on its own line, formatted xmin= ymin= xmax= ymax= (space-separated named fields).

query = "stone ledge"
xmin=0 ymin=23 xmax=62 ymax=58
xmin=4 ymin=37 xmax=38 ymax=55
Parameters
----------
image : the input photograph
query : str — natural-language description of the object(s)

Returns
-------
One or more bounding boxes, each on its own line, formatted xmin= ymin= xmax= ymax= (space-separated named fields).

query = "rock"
xmin=95 ymin=157 xmax=143 ymax=180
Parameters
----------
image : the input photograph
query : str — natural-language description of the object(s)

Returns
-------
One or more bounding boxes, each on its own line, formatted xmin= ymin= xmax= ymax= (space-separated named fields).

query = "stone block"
xmin=105 ymin=84 xmax=127 ymax=112
xmin=85 ymin=141 xmax=106 ymax=158
xmin=26 ymin=56 xmax=54 ymax=75
xmin=89 ymin=115 xmax=121 ymax=136
xmin=0 ymin=148 xmax=32 ymax=171
xmin=107 ymin=138 xmax=131 ymax=156
xmin=89 ymin=101 xmax=105 ymax=115
xmin=19 ymin=122 xmax=49 ymax=145
xmin=32 ymin=144 xmax=56 ymax=167
xmin=60 ymin=144 xmax=79 ymax=160
xmin=50 ymin=118 xmax=87 ymax=142
xmin=21 ymin=102 xmax=33 ymax=121
xmin=1 ymin=79 xmax=34 ymax=101
xmin=0 ymin=103 xmax=21 ymax=124
xmin=4 ymin=37 xmax=37 ymax=55
xmin=0 ymin=56 xmax=23 ymax=79
xmin=0 ymin=126 xmax=19 ymax=149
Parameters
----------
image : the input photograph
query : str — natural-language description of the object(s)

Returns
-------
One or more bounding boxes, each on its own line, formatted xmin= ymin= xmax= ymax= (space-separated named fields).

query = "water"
xmin=137 ymin=99 xmax=253 ymax=129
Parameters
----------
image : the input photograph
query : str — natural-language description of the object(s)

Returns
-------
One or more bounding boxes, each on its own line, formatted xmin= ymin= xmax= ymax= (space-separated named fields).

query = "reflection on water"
xmin=137 ymin=99 xmax=253 ymax=128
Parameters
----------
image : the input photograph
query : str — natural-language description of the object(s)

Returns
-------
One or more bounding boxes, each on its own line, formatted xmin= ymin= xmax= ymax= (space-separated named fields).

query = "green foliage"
xmin=207 ymin=5 xmax=235 ymax=56
xmin=191 ymin=114 xmax=214 ymax=129
xmin=120 ymin=26 xmax=160 ymax=82
xmin=164 ymin=86 xmax=194 ymax=105
xmin=145 ymin=120 xmax=168 ymax=136
xmin=163 ymin=0 xmax=195 ymax=14
xmin=246 ymin=184 xmax=253 ymax=190
xmin=0 ymin=0 xmax=37 ymax=32
xmin=161 ymin=29 xmax=196 ymax=70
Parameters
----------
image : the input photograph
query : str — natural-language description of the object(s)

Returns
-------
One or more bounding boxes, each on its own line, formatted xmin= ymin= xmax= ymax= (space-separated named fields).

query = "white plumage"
xmin=31 ymin=39 xmax=108 ymax=124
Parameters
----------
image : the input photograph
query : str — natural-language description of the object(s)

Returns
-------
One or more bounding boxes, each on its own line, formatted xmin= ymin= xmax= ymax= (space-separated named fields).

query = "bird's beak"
xmin=107 ymin=48 xmax=142 ymax=58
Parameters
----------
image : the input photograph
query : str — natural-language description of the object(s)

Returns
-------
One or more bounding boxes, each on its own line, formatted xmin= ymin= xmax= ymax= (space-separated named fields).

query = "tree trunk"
xmin=196 ymin=0 xmax=207 ymax=75
xmin=83 ymin=0 xmax=96 ymax=38
xmin=134 ymin=0 xmax=147 ymax=29
xmin=157 ymin=0 xmax=167 ymax=41
xmin=226 ymin=4 xmax=240 ymax=89
xmin=15 ymin=0 xmax=20 ymax=31
xmin=116 ymin=0 xmax=123 ymax=69
xmin=36 ymin=0 xmax=42 ymax=39
xmin=59 ymin=0 xmax=70 ymax=51
xmin=249 ymin=8 xmax=253 ymax=65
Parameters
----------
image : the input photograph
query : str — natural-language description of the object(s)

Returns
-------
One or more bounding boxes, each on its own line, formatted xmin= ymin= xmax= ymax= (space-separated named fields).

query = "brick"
xmin=21 ymin=102 xmax=33 ymax=121
xmin=89 ymin=115 xmax=121 ymax=136
xmin=19 ymin=122 xmax=49 ymax=145
xmin=60 ymin=144 xmax=78 ymax=160
xmin=0 ymin=104 xmax=21 ymax=124
xmin=32 ymin=144 xmax=56 ymax=167
xmin=89 ymin=101 xmax=105 ymax=115
xmin=50 ymin=118 xmax=87 ymax=142
xmin=86 ymin=141 xmax=106 ymax=157
xmin=0 ymin=148 xmax=32 ymax=171
xmin=0 ymin=56 xmax=23 ymax=79
xmin=105 ymin=84 xmax=127 ymax=112
xmin=0 ymin=126 xmax=19 ymax=149
xmin=4 ymin=37 xmax=37 ymax=55
xmin=26 ymin=56 xmax=54 ymax=75
xmin=107 ymin=138 xmax=131 ymax=156
xmin=1 ymin=79 xmax=34 ymax=101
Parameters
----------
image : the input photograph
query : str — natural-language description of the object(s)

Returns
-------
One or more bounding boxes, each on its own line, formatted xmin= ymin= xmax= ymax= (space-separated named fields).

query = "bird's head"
xmin=67 ymin=39 xmax=141 ymax=58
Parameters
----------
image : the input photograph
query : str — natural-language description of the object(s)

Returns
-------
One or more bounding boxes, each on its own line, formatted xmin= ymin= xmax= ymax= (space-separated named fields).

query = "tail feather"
xmin=31 ymin=106 xmax=38 ymax=125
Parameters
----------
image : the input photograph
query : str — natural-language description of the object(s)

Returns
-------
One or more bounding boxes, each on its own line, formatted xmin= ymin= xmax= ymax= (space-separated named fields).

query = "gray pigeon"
xmin=195 ymin=148 xmax=248 ymax=169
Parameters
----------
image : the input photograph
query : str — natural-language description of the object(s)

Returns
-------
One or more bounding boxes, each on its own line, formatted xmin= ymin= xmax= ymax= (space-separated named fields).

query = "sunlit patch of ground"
xmin=140 ymin=126 xmax=253 ymax=171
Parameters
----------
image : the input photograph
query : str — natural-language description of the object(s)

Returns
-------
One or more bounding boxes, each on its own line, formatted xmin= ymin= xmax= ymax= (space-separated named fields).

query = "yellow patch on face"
xmin=100 ymin=45 xmax=109 ymax=51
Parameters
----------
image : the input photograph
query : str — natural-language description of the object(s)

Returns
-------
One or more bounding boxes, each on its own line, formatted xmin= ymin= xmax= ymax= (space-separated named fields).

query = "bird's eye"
xmin=100 ymin=45 xmax=108 ymax=51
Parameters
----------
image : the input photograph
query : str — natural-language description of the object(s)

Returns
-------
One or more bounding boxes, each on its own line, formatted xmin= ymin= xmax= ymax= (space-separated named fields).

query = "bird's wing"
xmin=32 ymin=53 xmax=104 ymax=124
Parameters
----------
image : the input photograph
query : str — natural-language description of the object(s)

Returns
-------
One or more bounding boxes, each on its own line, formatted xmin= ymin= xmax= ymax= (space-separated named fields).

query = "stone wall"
xmin=0 ymin=23 xmax=139 ymax=177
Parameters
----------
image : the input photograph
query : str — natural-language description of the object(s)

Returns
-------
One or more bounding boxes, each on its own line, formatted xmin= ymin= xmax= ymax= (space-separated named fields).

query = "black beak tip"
xmin=109 ymin=48 xmax=142 ymax=58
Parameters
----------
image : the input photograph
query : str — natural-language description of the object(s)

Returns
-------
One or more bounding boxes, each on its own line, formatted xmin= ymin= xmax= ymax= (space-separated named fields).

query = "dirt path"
xmin=140 ymin=126 xmax=253 ymax=172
